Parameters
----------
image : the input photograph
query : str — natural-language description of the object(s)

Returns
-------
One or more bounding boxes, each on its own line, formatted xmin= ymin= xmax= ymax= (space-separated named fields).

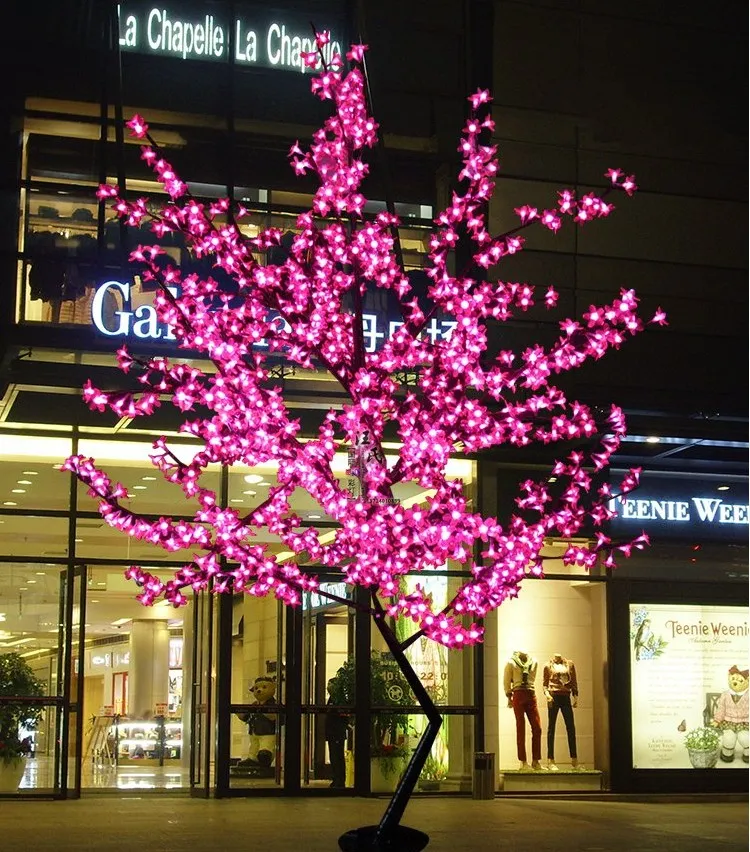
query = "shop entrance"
xmin=76 ymin=565 xmax=188 ymax=792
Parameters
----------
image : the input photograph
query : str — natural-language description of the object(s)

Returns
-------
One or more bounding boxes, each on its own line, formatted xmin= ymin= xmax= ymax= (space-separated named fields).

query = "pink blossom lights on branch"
xmin=65 ymin=38 xmax=663 ymax=649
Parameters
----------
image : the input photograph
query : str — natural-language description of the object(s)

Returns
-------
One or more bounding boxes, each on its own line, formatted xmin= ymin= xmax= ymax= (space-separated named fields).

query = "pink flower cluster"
xmin=65 ymin=39 xmax=662 ymax=648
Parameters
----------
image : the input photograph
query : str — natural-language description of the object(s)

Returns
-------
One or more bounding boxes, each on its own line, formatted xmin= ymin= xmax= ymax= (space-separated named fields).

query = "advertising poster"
xmin=630 ymin=603 xmax=748 ymax=769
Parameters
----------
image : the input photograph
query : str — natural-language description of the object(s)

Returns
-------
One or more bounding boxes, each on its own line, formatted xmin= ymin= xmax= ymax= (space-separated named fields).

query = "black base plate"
xmin=338 ymin=825 xmax=429 ymax=852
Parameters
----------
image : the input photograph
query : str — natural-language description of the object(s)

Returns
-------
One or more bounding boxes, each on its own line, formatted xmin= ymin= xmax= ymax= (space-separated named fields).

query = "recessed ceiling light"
xmin=645 ymin=436 xmax=660 ymax=444
xmin=3 ymin=501 xmax=17 ymax=506
xmin=142 ymin=476 xmax=157 ymax=481
xmin=75 ymin=538 xmax=84 ymax=543
xmin=242 ymin=490 xmax=257 ymax=496
xmin=717 ymin=485 xmax=730 ymax=491
xmin=97 ymin=582 xmax=106 ymax=586
xmin=17 ymin=480 xmax=33 ymax=485
xmin=257 ymin=481 xmax=271 ymax=487
xmin=11 ymin=489 xmax=26 ymax=494
xmin=243 ymin=474 xmax=264 ymax=484
xmin=35 ymin=572 xmax=46 ymax=576
xmin=308 ymin=514 xmax=322 ymax=519
xmin=230 ymin=498 xmax=244 ymax=503
xmin=22 ymin=471 xmax=38 ymax=476
xmin=133 ymin=485 xmax=147 ymax=490
xmin=20 ymin=587 xmax=28 ymax=591
xmin=91 ymin=600 xmax=99 ymax=603
xmin=27 ymin=580 xmax=37 ymax=584
xmin=52 ymin=464 xmax=64 ymax=470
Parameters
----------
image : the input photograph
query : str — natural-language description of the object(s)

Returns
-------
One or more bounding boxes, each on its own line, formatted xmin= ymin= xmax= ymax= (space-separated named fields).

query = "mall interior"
xmin=0 ymin=0 xmax=746 ymax=799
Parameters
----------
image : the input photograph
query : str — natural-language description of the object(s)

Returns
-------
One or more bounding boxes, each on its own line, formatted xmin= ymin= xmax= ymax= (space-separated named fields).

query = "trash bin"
xmin=472 ymin=751 xmax=495 ymax=799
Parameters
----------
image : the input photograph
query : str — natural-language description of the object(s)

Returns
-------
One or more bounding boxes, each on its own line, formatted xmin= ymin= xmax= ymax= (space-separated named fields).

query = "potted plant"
xmin=328 ymin=651 xmax=413 ymax=791
xmin=0 ymin=653 xmax=45 ymax=792
xmin=418 ymin=752 xmax=448 ymax=791
xmin=684 ymin=725 xmax=721 ymax=769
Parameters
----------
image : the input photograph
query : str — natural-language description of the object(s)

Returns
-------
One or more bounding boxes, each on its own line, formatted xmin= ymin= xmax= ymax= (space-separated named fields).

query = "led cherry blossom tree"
xmin=64 ymin=35 xmax=662 ymax=852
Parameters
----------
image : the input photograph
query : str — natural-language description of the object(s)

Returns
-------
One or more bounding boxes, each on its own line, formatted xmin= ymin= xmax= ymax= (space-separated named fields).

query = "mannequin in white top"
xmin=503 ymin=650 xmax=543 ymax=770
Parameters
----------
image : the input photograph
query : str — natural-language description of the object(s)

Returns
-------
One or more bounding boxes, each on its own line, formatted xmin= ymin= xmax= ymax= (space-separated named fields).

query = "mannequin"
xmin=503 ymin=650 xmax=543 ymax=770
xmin=543 ymin=654 xmax=581 ymax=770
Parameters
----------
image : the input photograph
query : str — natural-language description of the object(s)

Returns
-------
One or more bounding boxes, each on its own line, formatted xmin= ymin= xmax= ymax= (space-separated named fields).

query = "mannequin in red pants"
xmin=503 ymin=650 xmax=544 ymax=770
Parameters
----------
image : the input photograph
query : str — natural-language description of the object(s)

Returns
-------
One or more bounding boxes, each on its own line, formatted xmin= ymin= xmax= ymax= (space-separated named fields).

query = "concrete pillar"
xmin=128 ymin=619 xmax=169 ymax=717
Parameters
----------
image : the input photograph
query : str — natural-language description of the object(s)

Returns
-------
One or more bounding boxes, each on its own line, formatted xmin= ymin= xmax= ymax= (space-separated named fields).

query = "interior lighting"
xmin=11 ymin=489 xmax=26 ymax=493
xmin=243 ymin=474 xmax=264 ymax=484
xmin=645 ymin=436 xmax=660 ymax=444
xmin=22 ymin=471 xmax=39 ymax=475
xmin=17 ymin=480 xmax=33 ymax=485
xmin=717 ymin=485 xmax=730 ymax=491
xmin=2 ymin=501 xmax=17 ymax=506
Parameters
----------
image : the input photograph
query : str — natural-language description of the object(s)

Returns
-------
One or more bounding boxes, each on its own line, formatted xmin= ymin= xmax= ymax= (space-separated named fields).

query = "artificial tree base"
xmin=339 ymin=825 xmax=430 ymax=852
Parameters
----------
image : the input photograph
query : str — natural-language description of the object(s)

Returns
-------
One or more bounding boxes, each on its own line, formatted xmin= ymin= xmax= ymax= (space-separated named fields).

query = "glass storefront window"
xmin=494 ymin=577 xmax=608 ymax=774
xmin=0 ymin=435 xmax=72 ymax=512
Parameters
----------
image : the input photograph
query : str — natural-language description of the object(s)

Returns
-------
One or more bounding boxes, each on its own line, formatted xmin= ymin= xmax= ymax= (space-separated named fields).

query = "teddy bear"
xmin=236 ymin=676 xmax=277 ymax=775
xmin=712 ymin=665 xmax=749 ymax=763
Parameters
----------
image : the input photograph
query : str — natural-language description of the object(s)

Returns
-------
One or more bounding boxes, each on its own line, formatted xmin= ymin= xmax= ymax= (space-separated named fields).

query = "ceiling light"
xmin=75 ymin=538 xmax=84 ymax=543
xmin=142 ymin=476 xmax=157 ymax=481
xmin=17 ymin=480 xmax=33 ymax=485
xmin=27 ymin=580 xmax=37 ymax=584
xmin=243 ymin=474 xmax=264 ymax=484
xmin=35 ymin=572 xmax=46 ymax=576
xmin=230 ymin=499 xmax=243 ymax=503
xmin=717 ymin=485 xmax=730 ymax=491
xmin=22 ymin=471 xmax=39 ymax=475
xmin=91 ymin=599 xmax=99 ymax=603
xmin=257 ymin=481 xmax=271 ymax=486
xmin=308 ymin=514 xmax=322 ymax=519
xmin=242 ymin=490 xmax=257 ymax=496
xmin=133 ymin=485 xmax=147 ymax=490
xmin=3 ymin=501 xmax=17 ymax=506
xmin=645 ymin=436 xmax=661 ymax=444
xmin=11 ymin=489 xmax=26 ymax=494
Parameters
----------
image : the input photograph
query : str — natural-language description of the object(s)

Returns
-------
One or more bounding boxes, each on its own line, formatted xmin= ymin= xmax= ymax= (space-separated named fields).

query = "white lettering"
xmin=91 ymin=280 xmax=131 ymax=336
xmin=147 ymin=8 xmax=162 ymax=50
xmin=119 ymin=14 xmax=137 ymax=47
xmin=691 ymin=497 xmax=722 ymax=523
xmin=235 ymin=20 xmax=257 ymax=62
xmin=132 ymin=304 xmax=162 ymax=339
xmin=267 ymin=23 xmax=281 ymax=65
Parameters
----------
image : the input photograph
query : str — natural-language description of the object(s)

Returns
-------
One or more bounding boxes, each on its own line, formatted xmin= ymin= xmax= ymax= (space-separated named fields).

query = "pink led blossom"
xmin=66 ymin=42 xmax=658 ymax=651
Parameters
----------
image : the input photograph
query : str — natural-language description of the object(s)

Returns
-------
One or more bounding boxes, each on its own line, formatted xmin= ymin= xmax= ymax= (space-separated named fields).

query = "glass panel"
xmin=191 ymin=588 xmax=217 ymax=792
xmin=0 ymin=515 xmax=69 ymax=559
xmin=495 ymin=577 xmax=607 ymax=774
xmin=64 ymin=565 xmax=85 ymax=793
xmin=0 ymin=561 xmax=62 ymax=794
xmin=0 ymin=435 xmax=72 ymax=512
xmin=76 ymin=439 xmax=221 ymax=527
xmin=300 ymin=586 xmax=353 ymax=790
xmin=228 ymin=593 xmax=284 ymax=790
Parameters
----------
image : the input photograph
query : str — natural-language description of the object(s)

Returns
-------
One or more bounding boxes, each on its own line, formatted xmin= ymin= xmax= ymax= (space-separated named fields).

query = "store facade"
xmin=1 ymin=0 xmax=746 ymax=801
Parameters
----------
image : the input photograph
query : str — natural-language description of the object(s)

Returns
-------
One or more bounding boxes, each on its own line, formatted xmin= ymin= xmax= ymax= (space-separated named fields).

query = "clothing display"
xmin=543 ymin=655 xmax=579 ymax=765
xmin=504 ymin=651 xmax=542 ymax=767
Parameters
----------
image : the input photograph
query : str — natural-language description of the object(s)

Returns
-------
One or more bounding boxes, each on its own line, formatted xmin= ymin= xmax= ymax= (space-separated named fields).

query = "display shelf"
xmin=113 ymin=718 xmax=182 ymax=765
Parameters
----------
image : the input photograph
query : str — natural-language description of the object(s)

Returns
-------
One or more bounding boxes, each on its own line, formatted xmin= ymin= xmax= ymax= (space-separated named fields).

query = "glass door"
xmin=60 ymin=563 xmax=86 ymax=797
xmin=189 ymin=586 xmax=215 ymax=796
xmin=300 ymin=578 xmax=355 ymax=790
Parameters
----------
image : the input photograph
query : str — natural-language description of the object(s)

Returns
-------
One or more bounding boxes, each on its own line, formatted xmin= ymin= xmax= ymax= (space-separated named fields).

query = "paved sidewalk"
xmin=1 ymin=795 xmax=747 ymax=851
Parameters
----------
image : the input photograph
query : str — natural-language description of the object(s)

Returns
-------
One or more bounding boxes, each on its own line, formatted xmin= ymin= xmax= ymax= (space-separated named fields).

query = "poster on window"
xmin=630 ymin=603 xmax=748 ymax=769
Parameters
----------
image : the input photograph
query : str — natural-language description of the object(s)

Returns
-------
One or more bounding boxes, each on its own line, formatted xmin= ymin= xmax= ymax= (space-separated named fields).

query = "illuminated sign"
xmin=629 ymin=603 xmax=748 ymax=770
xmin=91 ymin=279 xmax=457 ymax=351
xmin=608 ymin=474 xmax=749 ymax=543
xmin=611 ymin=496 xmax=748 ymax=526
xmin=117 ymin=3 xmax=343 ymax=72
